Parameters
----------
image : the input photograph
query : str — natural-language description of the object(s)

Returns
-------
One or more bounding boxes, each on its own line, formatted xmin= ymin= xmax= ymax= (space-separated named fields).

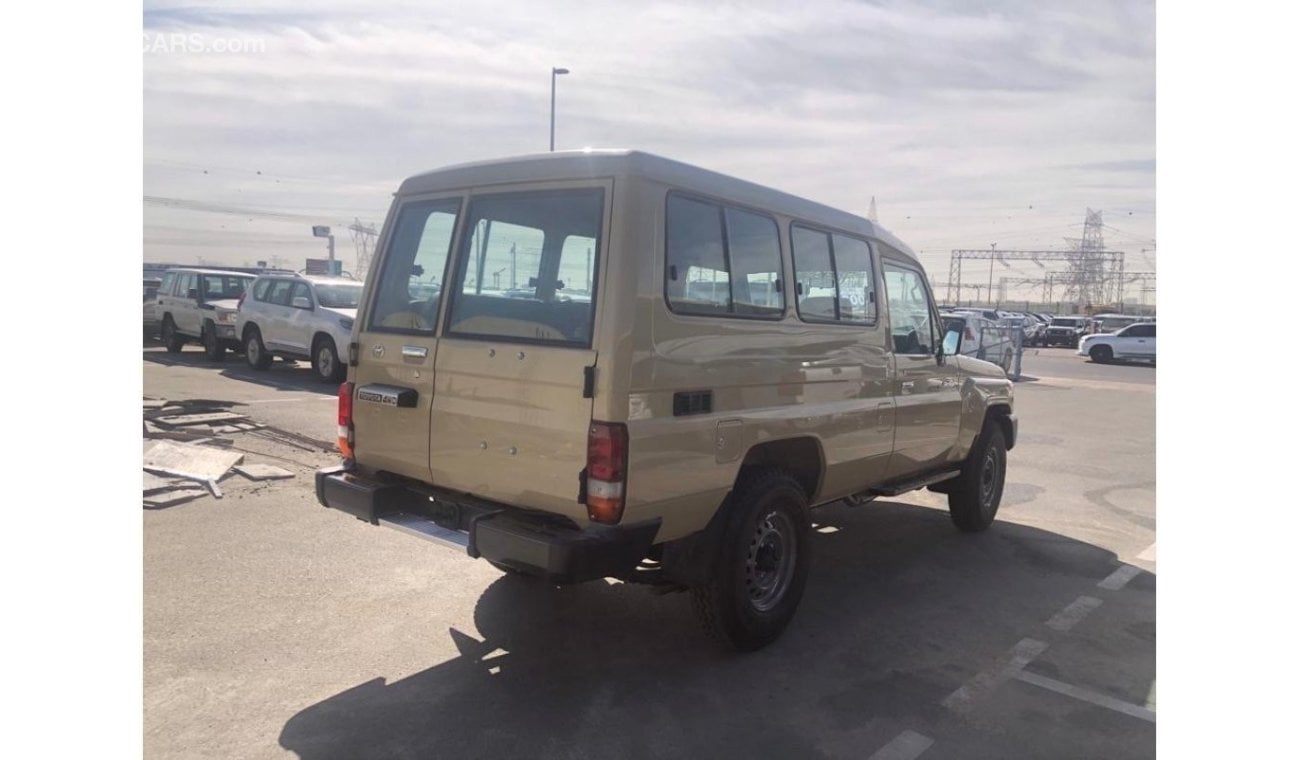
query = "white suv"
xmin=1077 ymin=321 xmax=1156 ymax=363
xmin=237 ymin=274 xmax=363 ymax=382
xmin=155 ymin=268 xmax=256 ymax=360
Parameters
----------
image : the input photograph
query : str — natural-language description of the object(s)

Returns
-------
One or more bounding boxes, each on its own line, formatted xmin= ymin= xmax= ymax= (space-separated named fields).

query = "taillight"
xmin=337 ymin=382 xmax=354 ymax=459
xmin=586 ymin=421 xmax=628 ymax=524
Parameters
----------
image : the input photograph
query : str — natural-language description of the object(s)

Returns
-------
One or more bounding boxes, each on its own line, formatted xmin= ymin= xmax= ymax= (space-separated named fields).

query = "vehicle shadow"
xmin=143 ymin=347 xmax=332 ymax=395
xmin=278 ymin=501 xmax=1155 ymax=760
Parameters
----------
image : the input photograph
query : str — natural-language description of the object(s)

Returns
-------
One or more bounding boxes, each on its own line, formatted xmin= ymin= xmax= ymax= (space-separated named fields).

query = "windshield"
xmin=201 ymin=275 xmax=252 ymax=300
xmin=315 ymin=283 xmax=363 ymax=309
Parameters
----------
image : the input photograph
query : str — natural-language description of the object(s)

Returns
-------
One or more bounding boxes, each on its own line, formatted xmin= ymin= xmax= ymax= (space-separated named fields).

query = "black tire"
xmin=312 ymin=336 xmax=346 ymax=383
xmin=244 ymin=326 xmax=273 ymax=370
xmin=202 ymin=320 xmax=226 ymax=361
xmin=161 ymin=316 xmax=184 ymax=353
xmin=690 ymin=469 xmax=811 ymax=651
xmin=948 ymin=421 xmax=1007 ymax=533
xmin=1089 ymin=345 xmax=1113 ymax=364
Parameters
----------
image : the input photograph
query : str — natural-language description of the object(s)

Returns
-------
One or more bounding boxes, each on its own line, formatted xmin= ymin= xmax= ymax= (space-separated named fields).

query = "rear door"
xmin=351 ymin=196 xmax=463 ymax=482
xmin=283 ymin=281 xmax=315 ymax=353
xmin=428 ymin=184 xmax=606 ymax=515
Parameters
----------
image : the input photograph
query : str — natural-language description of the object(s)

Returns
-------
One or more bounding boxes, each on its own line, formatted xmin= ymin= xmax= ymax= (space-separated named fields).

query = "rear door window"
xmin=445 ymin=188 xmax=604 ymax=346
xmin=368 ymin=198 xmax=461 ymax=333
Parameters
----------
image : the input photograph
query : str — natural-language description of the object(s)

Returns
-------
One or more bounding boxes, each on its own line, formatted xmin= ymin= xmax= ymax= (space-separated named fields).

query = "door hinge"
xmin=582 ymin=366 xmax=596 ymax=398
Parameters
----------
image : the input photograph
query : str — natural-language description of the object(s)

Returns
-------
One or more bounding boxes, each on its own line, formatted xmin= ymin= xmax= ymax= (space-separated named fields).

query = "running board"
xmin=379 ymin=512 xmax=470 ymax=551
xmin=867 ymin=468 xmax=962 ymax=497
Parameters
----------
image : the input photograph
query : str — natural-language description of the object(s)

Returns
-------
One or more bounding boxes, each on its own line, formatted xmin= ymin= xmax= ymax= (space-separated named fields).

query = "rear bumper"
xmin=315 ymin=465 xmax=661 ymax=584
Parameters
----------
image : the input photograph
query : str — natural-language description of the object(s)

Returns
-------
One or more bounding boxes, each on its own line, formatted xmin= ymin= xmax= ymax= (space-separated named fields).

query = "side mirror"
xmin=292 ymin=296 xmax=312 ymax=310
xmin=942 ymin=328 xmax=962 ymax=357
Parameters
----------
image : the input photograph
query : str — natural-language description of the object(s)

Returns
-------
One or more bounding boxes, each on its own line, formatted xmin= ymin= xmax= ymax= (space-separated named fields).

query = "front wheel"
xmin=1089 ymin=344 xmax=1113 ymax=364
xmin=690 ymin=469 xmax=810 ymax=651
xmin=312 ymin=336 xmax=346 ymax=383
xmin=202 ymin=321 xmax=226 ymax=361
xmin=948 ymin=421 xmax=1007 ymax=532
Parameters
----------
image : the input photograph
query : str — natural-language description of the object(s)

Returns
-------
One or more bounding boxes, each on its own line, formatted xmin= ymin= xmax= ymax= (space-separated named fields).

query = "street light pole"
xmin=550 ymin=67 xmax=569 ymax=151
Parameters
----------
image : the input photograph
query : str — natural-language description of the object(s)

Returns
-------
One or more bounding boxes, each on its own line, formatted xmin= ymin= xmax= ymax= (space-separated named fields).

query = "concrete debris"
xmin=154 ymin=411 xmax=250 ymax=427
xmin=143 ymin=472 xmax=183 ymax=493
xmin=144 ymin=487 xmax=209 ymax=508
xmin=143 ymin=441 xmax=244 ymax=498
xmin=234 ymin=464 xmax=295 ymax=481
xmin=142 ymin=398 xmax=296 ymax=506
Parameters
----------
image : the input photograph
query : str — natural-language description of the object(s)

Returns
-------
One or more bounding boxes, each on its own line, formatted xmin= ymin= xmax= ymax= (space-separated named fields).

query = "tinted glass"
xmin=253 ymin=279 xmax=272 ymax=301
xmin=832 ymin=234 xmax=876 ymax=323
xmin=268 ymin=280 xmax=294 ymax=306
xmin=724 ymin=207 xmax=783 ymax=316
xmin=160 ymin=273 xmax=176 ymax=297
xmin=315 ymin=283 xmax=363 ymax=309
xmin=289 ymin=282 xmax=312 ymax=307
xmin=200 ymin=275 xmax=251 ymax=300
xmin=791 ymin=226 xmax=837 ymax=320
xmin=665 ymin=195 xmax=729 ymax=314
xmin=446 ymin=188 xmax=604 ymax=346
xmin=369 ymin=198 xmax=461 ymax=332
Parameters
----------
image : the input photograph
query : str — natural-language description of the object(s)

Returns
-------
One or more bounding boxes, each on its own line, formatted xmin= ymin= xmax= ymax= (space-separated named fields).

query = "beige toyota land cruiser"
xmin=316 ymin=150 xmax=1017 ymax=651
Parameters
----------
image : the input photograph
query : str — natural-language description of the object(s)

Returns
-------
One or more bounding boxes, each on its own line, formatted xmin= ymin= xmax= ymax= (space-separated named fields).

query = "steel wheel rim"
xmin=979 ymin=447 xmax=1003 ymax=506
xmin=745 ymin=509 xmax=797 ymax=612
xmin=247 ymin=337 xmax=260 ymax=364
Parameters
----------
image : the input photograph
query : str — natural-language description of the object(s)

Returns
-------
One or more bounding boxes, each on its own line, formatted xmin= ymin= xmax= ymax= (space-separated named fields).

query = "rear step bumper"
xmin=315 ymin=465 xmax=660 ymax=584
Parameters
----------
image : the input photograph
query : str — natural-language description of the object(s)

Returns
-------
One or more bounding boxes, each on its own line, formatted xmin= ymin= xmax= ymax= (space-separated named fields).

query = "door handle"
xmin=401 ymin=345 xmax=428 ymax=360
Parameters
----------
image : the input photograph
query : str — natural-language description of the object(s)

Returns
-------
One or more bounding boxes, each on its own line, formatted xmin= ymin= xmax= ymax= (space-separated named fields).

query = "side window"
xmin=666 ymin=194 xmax=729 ymax=314
xmin=290 ymin=282 xmax=313 ymax=308
xmin=253 ymin=279 xmax=272 ymax=301
xmin=791 ymin=225 xmax=878 ymax=324
xmin=369 ymin=198 xmax=461 ymax=333
xmin=1130 ymin=323 xmax=1155 ymax=338
xmin=831 ymin=234 xmax=876 ymax=323
xmin=663 ymin=193 xmax=785 ymax=319
xmin=791 ymin=226 xmax=837 ymax=320
xmin=882 ymin=263 xmax=937 ymax=355
xmin=160 ymin=273 xmax=176 ymax=297
xmin=268 ymin=280 xmax=294 ymax=306
xmin=724 ymin=208 xmax=783 ymax=316
xmin=177 ymin=273 xmax=196 ymax=299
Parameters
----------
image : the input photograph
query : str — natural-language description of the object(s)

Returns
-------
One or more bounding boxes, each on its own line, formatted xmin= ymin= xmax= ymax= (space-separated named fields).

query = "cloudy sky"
xmin=143 ymin=0 xmax=1156 ymax=304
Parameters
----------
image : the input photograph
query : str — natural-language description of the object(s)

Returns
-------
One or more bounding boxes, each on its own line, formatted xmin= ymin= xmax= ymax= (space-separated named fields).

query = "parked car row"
xmin=147 ymin=267 xmax=364 ymax=383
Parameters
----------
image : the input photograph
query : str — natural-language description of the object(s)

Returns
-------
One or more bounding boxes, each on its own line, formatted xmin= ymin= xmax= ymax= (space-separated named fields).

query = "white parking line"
xmin=1015 ymin=670 xmax=1156 ymax=723
xmin=867 ymin=730 xmax=934 ymax=760
xmin=1097 ymin=565 xmax=1142 ymax=591
xmin=1046 ymin=595 xmax=1103 ymax=632
xmin=942 ymin=638 xmax=1048 ymax=713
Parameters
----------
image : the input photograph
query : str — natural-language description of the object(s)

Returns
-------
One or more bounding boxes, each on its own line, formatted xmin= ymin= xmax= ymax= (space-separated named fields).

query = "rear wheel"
xmin=161 ymin=316 xmax=184 ymax=353
xmin=691 ymin=469 xmax=810 ymax=651
xmin=244 ymin=327 xmax=273 ymax=370
xmin=948 ymin=421 xmax=1007 ymax=532
xmin=312 ymin=336 xmax=346 ymax=383
xmin=1089 ymin=345 xmax=1113 ymax=364
xmin=202 ymin=321 xmax=226 ymax=361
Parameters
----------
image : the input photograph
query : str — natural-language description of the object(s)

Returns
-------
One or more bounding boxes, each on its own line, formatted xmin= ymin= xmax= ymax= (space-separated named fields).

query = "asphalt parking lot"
xmin=143 ymin=342 xmax=1155 ymax=760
